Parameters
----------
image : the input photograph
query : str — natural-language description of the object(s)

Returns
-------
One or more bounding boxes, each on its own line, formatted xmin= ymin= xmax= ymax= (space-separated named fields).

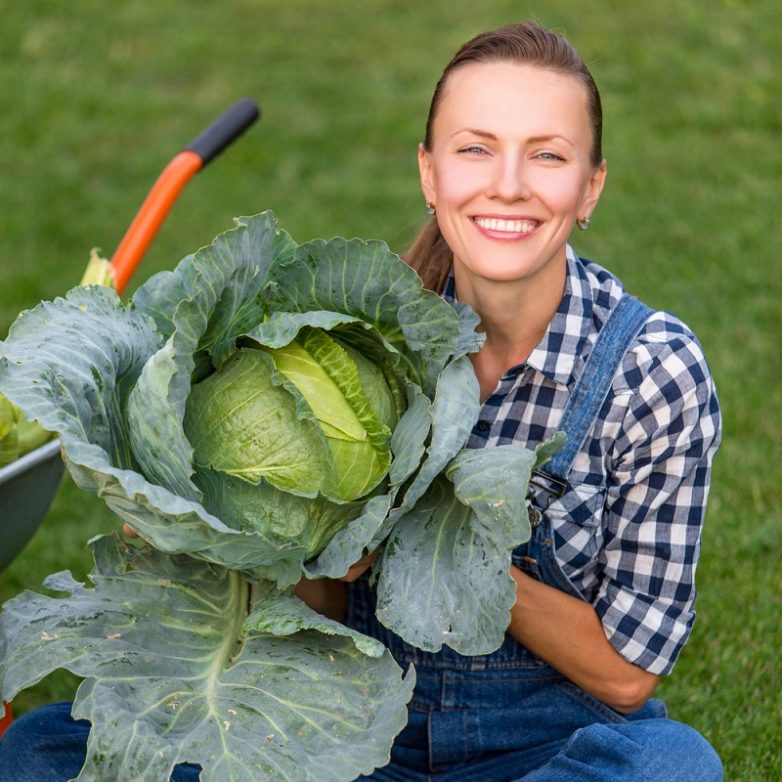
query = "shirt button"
xmin=476 ymin=420 xmax=491 ymax=432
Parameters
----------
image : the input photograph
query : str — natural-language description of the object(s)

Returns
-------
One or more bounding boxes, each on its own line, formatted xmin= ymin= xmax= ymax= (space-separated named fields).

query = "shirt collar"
xmin=525 ymin=245 xmax=596 ymax=389
xmin=441 ymin=245 xmax=597 ymax=390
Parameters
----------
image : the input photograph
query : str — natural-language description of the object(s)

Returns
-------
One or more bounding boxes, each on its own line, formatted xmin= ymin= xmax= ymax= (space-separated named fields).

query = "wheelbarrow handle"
xmin=184 ymin=97 xmax=260 ymax=166
xmin=110 ymin=98 xmax=261 ymax=294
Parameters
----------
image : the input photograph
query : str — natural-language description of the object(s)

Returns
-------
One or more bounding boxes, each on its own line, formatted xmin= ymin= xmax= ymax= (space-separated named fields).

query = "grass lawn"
xmin=1 ymin=1 xmax=780 ymax=779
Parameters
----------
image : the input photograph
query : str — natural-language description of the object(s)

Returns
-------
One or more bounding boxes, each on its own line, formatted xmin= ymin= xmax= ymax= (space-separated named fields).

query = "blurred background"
xmin=1 ymin=1 xmax=780 ymax=778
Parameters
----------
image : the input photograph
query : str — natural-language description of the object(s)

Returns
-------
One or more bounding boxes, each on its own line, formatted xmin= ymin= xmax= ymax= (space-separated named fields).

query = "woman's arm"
xmin=510 ymin=320 xmax=720 ymax=711
xmin=508 ymin=565 xmax=660 ymax=713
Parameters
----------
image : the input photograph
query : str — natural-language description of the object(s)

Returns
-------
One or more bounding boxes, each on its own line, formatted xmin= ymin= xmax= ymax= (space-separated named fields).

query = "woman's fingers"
xmin=122 ymin=522 xmax=140 ymax=539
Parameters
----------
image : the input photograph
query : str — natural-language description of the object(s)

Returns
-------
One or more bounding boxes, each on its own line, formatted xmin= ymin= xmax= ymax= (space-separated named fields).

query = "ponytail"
xmin=403 ymin=217 xmax=452 ymax=293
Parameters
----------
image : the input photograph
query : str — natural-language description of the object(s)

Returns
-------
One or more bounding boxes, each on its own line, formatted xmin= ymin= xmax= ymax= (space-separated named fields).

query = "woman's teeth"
xmin=474 ymin=217 xmax=536 ymax=233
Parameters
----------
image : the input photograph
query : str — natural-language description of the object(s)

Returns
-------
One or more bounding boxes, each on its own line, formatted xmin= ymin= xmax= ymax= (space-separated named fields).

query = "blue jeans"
xmin=0 ymin=695 xmax=721 ymax=782
xmin=350 ymin=668 xmax=721 ymax=781
xmin=0 ymin=702 xmax=201 ymax=781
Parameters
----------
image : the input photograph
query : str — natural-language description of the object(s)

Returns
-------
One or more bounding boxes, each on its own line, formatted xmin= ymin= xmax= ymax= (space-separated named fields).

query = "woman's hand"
xmin=336 ymin=550 xmax=378 ymax=583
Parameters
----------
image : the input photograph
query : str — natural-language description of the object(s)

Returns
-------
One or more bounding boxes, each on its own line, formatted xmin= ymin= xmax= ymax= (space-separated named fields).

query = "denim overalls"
xmin=348 ymin=295 xmax=723 ymax=781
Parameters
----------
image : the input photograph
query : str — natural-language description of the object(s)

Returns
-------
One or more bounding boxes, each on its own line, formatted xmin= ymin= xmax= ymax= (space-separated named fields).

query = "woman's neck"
xmin=454 ymin=260 xmax=566 ymax=400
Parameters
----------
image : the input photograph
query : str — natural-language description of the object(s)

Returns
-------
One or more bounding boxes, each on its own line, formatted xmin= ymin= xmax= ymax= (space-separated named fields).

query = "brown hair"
xmin=405 ymin=21 xmax=603 ymax=292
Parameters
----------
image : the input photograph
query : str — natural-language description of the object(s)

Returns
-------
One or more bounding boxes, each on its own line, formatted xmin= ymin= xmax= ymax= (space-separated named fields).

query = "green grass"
xmin=1 ymin=0 xmax=780 ymax=778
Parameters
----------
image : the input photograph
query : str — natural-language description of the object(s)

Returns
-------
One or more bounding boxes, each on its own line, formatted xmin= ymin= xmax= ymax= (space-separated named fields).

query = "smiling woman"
xmin=418 ymin=64 xmax=605 ymax=289
xmin=342 ymin=20 xmax=723 ymax=782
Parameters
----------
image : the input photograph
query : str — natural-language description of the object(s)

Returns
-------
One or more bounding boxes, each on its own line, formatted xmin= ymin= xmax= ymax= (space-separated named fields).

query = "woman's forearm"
xmin=508 ymin=565 xmax=660 ymax=713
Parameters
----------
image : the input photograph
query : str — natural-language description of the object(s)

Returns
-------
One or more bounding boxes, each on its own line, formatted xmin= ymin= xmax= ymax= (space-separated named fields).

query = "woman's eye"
xmin=535 ymin=151 xmax=565 ymax=162
xmin=458 ymin=145 xmax=488 ymax=155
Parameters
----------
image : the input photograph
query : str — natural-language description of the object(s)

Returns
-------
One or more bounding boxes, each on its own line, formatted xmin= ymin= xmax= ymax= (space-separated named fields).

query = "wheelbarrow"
xmin=0 ymin=98 xmax=260 ymax=576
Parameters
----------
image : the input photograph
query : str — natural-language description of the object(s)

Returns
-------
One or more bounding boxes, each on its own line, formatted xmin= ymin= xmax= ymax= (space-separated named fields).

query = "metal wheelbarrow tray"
xmin=0 ymin=439 xmax=63 ymax=572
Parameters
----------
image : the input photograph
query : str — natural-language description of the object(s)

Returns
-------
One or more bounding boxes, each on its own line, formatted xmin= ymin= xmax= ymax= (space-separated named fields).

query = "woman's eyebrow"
xmin=450 ymin=127 xmax=497 ymax=140
xmin=450 ymin=128 xmax=576 ymax=147
xmin=527 ymin=134 xmax=576 ymax=147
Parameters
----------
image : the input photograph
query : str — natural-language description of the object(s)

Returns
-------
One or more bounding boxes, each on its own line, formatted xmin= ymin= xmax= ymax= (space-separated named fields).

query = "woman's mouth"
xmin=472 ymin=216 xmax=539 ymax=238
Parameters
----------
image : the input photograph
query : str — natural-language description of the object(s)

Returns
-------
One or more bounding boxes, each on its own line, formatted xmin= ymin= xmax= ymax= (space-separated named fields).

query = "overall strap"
xmin=534 ymin=293 xmax=654 ymax=497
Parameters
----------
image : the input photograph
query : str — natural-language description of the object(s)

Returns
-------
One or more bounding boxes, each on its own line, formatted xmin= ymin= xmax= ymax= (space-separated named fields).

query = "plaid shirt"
xmin=443 ymin=247 xmax=721 ymax=675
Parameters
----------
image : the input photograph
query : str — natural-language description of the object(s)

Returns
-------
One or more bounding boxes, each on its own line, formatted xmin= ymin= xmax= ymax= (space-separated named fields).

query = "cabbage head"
xmin=183 ymin=322 xmax=409 ymax=561
xmin=0 ymin=212 xmax=558 ymax=781
xmin=0 ymin=213 xmax=483 ymax=584
xmin=187 ymin=329 xmax=400 ymax=511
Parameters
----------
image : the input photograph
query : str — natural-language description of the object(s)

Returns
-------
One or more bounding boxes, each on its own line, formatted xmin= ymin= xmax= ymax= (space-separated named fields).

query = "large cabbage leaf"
xmin=0 ymin=535 xmax=414 ymax=782
xmin=375 ymin=436 xmax=565 ymax=654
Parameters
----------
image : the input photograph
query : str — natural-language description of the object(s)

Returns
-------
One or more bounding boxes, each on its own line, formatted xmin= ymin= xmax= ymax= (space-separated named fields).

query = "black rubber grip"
xmin=184 ymin=98 xmax=260 ymax=166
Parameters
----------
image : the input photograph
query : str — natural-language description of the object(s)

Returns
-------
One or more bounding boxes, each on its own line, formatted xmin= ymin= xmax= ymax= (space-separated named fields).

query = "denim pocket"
xmin=553 ymin=679 xmax=628 ymax=725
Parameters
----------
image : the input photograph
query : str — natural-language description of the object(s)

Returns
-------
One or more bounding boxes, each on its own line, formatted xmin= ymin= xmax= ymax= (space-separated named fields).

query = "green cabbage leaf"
xmin=0 ymin=535 xmax=414 ymax=782
xmin=375 ymin=437 xmax=565 ymax=655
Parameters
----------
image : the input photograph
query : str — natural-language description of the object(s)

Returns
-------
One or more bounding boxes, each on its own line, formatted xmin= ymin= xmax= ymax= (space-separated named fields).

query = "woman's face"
xmin=419 ymin=61 xmax=606 ymax=290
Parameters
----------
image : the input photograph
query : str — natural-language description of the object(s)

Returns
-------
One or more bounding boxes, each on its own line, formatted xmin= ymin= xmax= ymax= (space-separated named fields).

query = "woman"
xmin=332 ymin=19 xmax=723 ymax=781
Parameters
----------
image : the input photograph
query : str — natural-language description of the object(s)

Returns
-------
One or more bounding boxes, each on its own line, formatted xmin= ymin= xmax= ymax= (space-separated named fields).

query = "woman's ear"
xmin=418 ymin=143 xmax=436 ymax=206
xmin=580 ymin=159 xmax=608 ymax=220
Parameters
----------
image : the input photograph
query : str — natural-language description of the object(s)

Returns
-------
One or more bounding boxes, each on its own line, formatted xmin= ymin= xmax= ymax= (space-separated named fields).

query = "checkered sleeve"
xmin=594 ymin=317 xmax=721 ymax=675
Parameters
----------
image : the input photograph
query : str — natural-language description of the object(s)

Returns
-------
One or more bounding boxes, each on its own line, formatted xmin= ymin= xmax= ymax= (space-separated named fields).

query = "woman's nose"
xmin=489 ymin=155 xmax=532 ymax=202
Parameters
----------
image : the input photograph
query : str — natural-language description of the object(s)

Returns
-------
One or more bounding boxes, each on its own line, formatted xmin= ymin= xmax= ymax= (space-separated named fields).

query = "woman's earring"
xmin=576 ymin=216 xmax=591 ymax=231
xmin=425 ymin=202 xmax=436 ymax=216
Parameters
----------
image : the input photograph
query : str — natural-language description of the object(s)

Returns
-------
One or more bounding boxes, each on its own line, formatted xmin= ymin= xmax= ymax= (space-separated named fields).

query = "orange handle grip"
xmin=109 ymin=151 xmax=202 ymax=295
